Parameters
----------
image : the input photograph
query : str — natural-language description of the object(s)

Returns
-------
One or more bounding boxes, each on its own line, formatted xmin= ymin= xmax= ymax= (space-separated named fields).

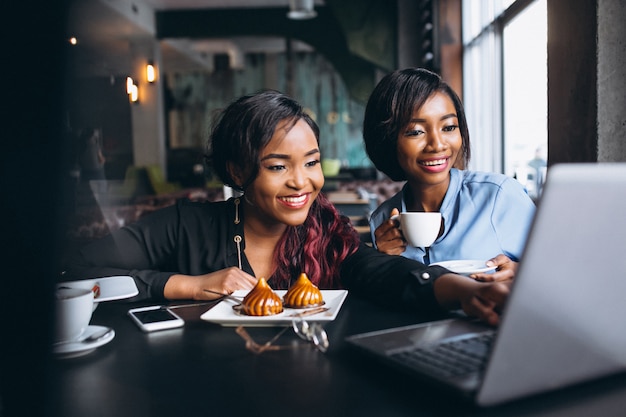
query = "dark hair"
xmin=205 ymin=89 xmax=359 ymax=289
xmin=362 ymin=68 xmax=471 ymax=181
xmin=206 ymin=89 xmax=319 ymax=192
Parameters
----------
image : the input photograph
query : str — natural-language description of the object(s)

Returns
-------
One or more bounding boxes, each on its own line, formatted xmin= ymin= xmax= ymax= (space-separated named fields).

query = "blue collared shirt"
xmin=369 ymin=169 xmax=536 ymax=264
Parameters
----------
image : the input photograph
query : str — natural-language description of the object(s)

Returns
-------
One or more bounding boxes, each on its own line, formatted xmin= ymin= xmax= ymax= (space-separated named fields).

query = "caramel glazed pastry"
xmin=240 ymin=277 xmax=284 ymax=316
xmin=283 ymin=273 xmax=325 ymax=309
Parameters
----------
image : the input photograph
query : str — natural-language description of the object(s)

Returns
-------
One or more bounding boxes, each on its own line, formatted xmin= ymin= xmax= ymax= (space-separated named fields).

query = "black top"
xmin=66 ymin=198 xmax=450 ymax=312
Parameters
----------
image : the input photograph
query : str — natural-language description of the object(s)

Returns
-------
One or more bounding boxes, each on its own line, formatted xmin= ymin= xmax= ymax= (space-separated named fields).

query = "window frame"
xmin=462 ymin=0 xmax=544 ymax=175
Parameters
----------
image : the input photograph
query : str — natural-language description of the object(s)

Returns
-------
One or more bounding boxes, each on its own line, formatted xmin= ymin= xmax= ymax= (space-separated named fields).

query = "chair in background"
xmin=145 ymin=164 xmax=181 ymax=195
xmin=104 ymin=165 xmax=154 ymax=203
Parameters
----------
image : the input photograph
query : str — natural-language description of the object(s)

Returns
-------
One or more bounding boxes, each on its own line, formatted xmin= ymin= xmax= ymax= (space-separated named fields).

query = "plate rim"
xmin=56 ymin=275 xmax=138 ymax=302
xmin=430 ymin=259 xmax=496 ymax=274
xmin=53 ymin=325 xmax=115 ymax=356
xmin=200 ymin=289 xmax=348 ymax=327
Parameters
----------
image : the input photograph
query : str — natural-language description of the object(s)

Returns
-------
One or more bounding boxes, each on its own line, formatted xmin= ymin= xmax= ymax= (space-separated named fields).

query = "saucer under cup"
xmin=55 ymin=287 xmax=94 ymax=343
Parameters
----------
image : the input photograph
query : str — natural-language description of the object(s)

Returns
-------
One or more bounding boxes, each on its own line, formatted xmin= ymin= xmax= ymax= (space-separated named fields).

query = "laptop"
xmin=346 ymin=163 xmax=626 ymax=406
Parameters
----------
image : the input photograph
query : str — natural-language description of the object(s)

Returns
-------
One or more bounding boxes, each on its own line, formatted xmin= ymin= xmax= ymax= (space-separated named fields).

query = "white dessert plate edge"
xmin=200 ymin=290 xmax=348 ymax=327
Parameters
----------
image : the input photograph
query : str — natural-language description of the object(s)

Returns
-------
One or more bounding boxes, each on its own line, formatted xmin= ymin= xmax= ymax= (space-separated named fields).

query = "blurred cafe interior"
xmin=57 ymin=0 xmax=626 ymax=264
xmin=1 ymin=0 xmax=625 ymax=416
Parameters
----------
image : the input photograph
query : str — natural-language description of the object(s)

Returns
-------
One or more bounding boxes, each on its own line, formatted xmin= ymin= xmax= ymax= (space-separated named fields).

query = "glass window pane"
xmin=502 ymin=0 xmax=547 ymax=199
xmin=463 ymin=29 xmax=503 ymax=173
xmin=462 ymin=0 xmax=516 ymax=42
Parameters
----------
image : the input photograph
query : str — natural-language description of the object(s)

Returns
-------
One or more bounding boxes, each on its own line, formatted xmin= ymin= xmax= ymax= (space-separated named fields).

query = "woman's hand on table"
xmin=164 ymin=267 xmax=257 ymax=300
xmin=459 ymin=280 xmax=511 ymax=326
xmin=470 ymin=254 xmax=518 ymax=282
xmin=374 ymin=208 xmax=407 ymax=256
xmin=434 ymin=273 xmax=512 ymax=326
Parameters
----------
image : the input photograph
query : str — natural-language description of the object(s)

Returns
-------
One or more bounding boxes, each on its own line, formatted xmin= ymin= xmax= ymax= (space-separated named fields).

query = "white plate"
xmin=200 ymin=290 xmax=348 ymax=327
xmin=430 ymin=260 xmax=496 ymax=275
xmin=56 ymin=276 xmax=138 ymax=303
xmin=53 ymin=325 xmax=115 ymax=359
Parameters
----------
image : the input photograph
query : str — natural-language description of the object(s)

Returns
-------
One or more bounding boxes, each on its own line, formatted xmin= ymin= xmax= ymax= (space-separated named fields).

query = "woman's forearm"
xmin=432 ymin=273 xmax=475 ymax=309
xmin=163 ymin=274 xmax=197 ymax=300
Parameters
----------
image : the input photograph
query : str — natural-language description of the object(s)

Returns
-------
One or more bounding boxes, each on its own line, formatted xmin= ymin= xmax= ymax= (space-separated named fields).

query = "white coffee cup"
xmin=54 ymin=287 xmax=94 ymax=343
xmin=392 ymin=212 xmax=442 ymax=247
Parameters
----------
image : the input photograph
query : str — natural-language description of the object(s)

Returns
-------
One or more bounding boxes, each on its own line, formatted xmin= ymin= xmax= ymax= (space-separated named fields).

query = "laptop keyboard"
xmin=390 ymin=331 xmax=495 ymax=379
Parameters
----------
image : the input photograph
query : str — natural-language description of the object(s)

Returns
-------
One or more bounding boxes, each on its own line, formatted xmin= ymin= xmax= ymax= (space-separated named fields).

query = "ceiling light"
xmin=287 ymin=0 xmax=317 ymax=20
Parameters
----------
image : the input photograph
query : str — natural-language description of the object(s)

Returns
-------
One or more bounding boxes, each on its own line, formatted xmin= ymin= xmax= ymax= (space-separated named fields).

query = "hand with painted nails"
xmin=470 ymin=254 xmax=518 ymax=282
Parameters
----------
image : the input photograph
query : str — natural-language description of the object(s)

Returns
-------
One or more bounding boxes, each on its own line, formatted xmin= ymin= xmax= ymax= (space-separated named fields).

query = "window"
xmin=462 ymin=0 xmax=547 ymax=199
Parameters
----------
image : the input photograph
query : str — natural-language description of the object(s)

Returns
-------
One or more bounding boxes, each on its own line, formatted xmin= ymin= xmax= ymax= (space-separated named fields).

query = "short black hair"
xmin=362 ymin=68 xmax=471 ymax=181
xmin=205 ymin=89 xmax=319 ymax=191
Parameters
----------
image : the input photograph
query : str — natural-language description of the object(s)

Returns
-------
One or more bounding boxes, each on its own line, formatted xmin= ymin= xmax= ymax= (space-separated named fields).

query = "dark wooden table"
xmin=49 ymin=294 xmax=626 ymax=417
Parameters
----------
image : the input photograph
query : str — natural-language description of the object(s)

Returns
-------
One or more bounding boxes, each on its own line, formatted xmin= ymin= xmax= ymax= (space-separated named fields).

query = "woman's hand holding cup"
xmin=391 ymin=211 xmax=442 ymax=248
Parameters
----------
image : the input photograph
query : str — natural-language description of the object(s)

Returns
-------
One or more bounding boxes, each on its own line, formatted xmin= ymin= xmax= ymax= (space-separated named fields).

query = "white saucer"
xmin=57 ymin=276 xmax=138 ymax=311
xmin=430 ymin=260 xmax=496 ymax=275
xmin=53 ymin=325 xmax=115 ymax=359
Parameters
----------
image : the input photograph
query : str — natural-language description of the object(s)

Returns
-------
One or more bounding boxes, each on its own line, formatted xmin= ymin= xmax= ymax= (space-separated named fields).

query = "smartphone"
xmin=127 ymin=305 xmax=185 ymax=332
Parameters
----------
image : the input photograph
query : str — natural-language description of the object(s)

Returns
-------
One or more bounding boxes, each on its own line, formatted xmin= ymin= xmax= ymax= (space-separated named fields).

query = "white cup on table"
xmin=54 ymin=287 xmax=94 ymax=343
xmin=391 ymin=212 xmax=442 ymax=248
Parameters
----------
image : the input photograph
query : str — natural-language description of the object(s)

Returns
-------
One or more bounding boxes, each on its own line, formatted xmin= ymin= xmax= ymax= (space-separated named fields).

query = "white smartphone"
xmin=127 ymin=305 xmax=185 ymax=332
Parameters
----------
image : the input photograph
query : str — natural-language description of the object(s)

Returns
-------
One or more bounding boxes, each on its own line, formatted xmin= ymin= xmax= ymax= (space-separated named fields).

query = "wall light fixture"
xmin=129 ymin=84 xmax=139 ymax=103
xmin=126 ymin=77 xmax=134 ymax=94
xmin=146 ymin=62 xmax=156 ymax=83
